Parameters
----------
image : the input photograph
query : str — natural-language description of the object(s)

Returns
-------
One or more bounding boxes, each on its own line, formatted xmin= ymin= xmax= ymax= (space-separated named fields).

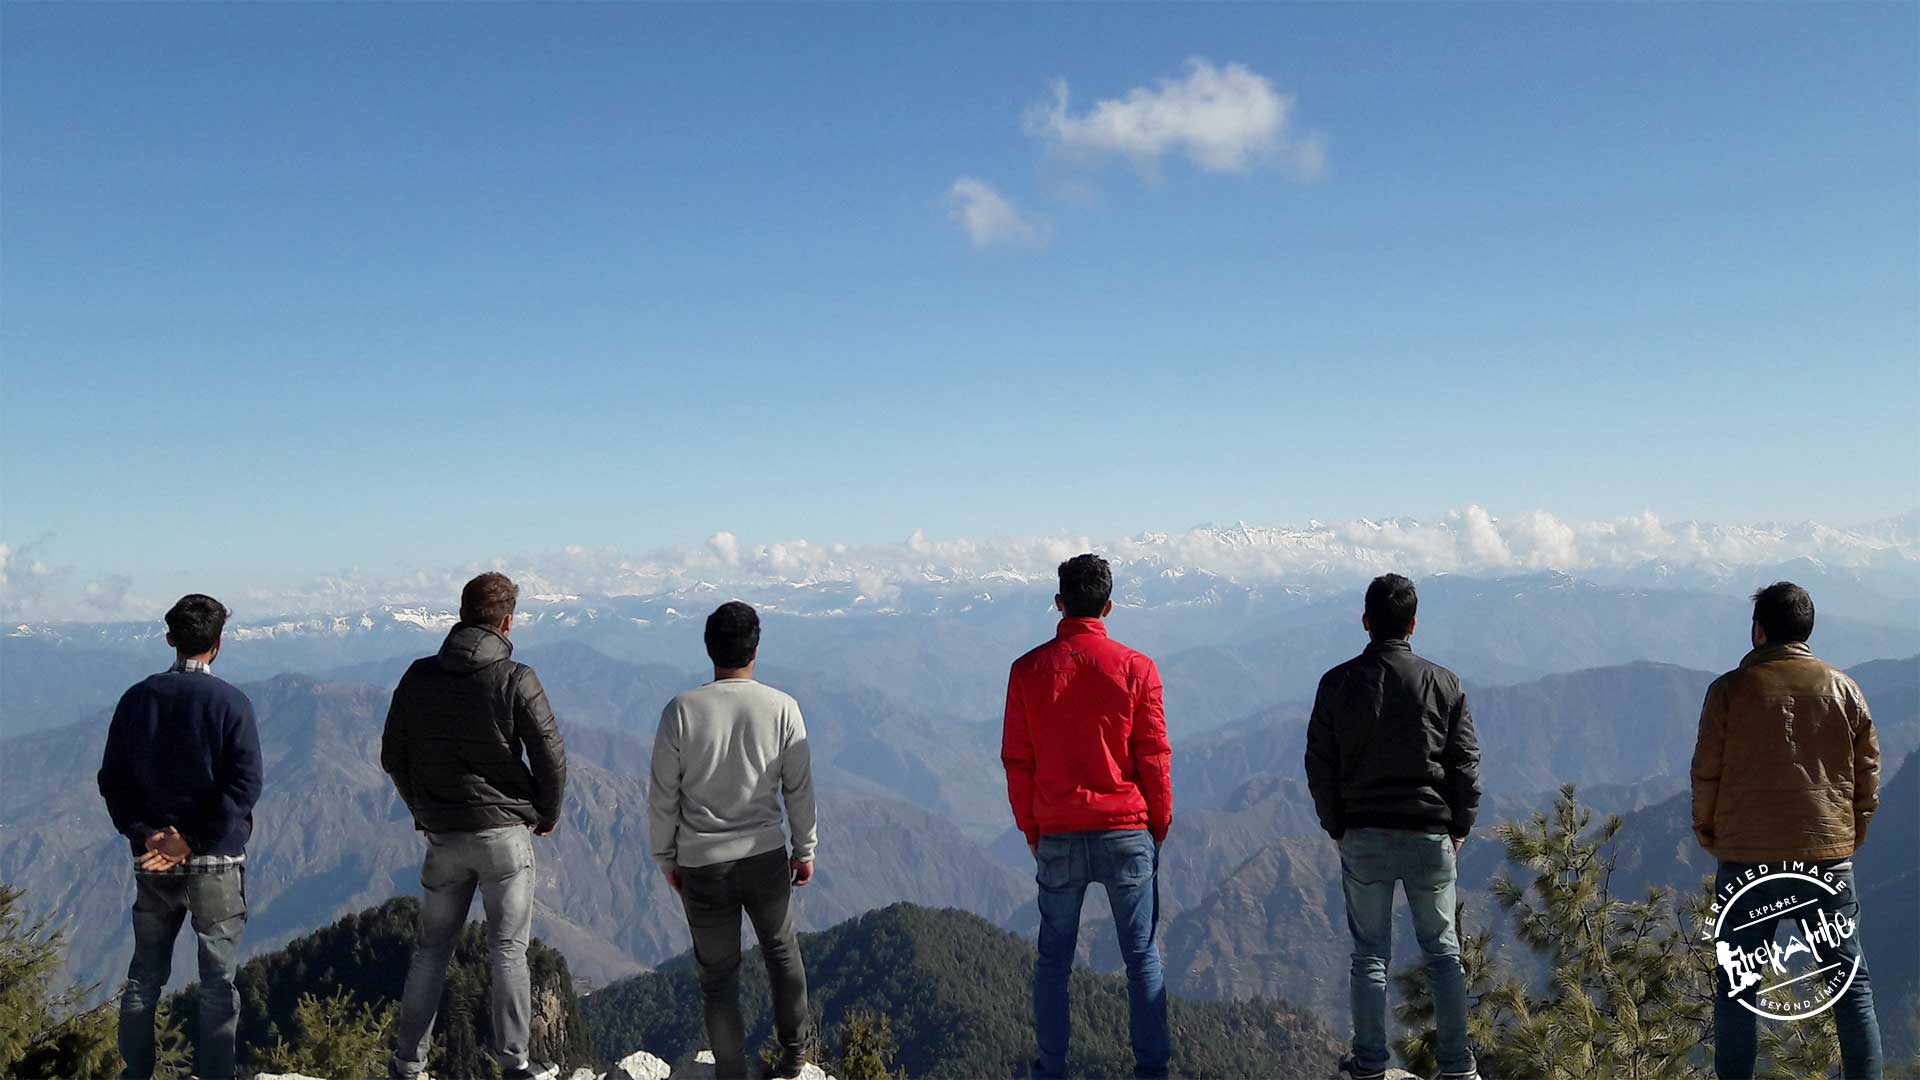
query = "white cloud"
xmin=8 ymin=508 xmax=1917 ymax=623
xmin=1026 ymin=58 xmax=1324 ymax=179
xmin=947 ymin=177 xmax=1049 ymax=248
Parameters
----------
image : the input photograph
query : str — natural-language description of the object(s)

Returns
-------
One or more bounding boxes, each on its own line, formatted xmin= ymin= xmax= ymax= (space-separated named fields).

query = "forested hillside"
xmin=582 ymin=902 xmax=1341 ymax=1079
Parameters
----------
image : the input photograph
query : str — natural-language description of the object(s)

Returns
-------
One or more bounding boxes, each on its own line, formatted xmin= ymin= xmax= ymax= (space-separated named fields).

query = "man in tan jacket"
xmin=1692 ymin=582 xmax=1881 ymax=1079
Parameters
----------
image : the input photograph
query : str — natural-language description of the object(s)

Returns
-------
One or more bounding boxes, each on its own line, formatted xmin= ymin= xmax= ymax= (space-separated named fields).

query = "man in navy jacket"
xmin=98 ymin=594 xmax=263 ymax=1080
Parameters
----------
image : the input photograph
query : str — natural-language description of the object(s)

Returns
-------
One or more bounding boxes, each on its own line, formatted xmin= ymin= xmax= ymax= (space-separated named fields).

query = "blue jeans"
xmin=1712 ymin=859 xmax=1881 ymax=1079
xmin=1033 ymin=829 xmax=1170 ymax=1080
xmin=1339 ymin=828 xmax=1474 ymax=1076
xmin=119 ymin=867 xmax=246 ymax=1080
xmin=390 ymin=825 xmax=537 ymax=1077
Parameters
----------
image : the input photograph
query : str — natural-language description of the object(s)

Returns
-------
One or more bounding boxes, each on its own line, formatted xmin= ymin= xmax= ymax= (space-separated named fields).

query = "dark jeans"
xmin=119 ymin=867 xmax=246 ymax=1080
xmin=679 ymin=847 xmax=810 ymax=1080
xmin=1338 ymin=828 xmax=1475 ymax=1076
xmin=1713 ymin=859 xmax=1881 ymax=1079
xmin=390 ymin=825 xmax=537 ymax=1078
xmin=1033 ymin=829 xmax=1170 ymax=1080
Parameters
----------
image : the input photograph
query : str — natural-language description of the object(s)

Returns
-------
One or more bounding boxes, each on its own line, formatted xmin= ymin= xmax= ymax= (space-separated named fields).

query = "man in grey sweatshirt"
xmin=649 ymin=601 xmax=817 ymax=1080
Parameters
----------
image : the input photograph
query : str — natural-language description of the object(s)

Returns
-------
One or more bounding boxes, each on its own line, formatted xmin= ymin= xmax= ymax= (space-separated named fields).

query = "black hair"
xmin=1057 ymin=554 xmax=1113 ymax=619
xmin=460 ymin=572 xmax=519 ymax=627
xmin=1364 ymin=574 xmax=1418 ymax=641
xmin=705 ymin=601 xmax=761 ymax=669
xmin=165 ymin=594 xmax=230 ymax=656
xmin=1752 ymin=581 xmax=1815 ymax=644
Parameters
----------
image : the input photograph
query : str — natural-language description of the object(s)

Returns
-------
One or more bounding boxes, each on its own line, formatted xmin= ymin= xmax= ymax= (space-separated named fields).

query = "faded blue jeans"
xmin=1033 ymin=829 xmax=1170 ymax=1080
xmin=1339 ymin=828 xmax=1475 ymax=1077
xmin=119 ymin=867 xmax=246 ymax=1080
xmin=390 ymin=825 xmax=536 ymax=1077
xmin=1712 ymin=859 xmax=1880 ymax=1079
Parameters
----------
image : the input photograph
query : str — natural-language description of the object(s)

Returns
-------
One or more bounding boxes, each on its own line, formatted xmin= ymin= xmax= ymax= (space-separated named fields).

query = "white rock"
xmin=529 ymin=1065 xmax=561 ymax=1080
xmin=566 ymin=1068 xmax=603 ymax=1080
xmin=668 ymin=1049 xmax=716 ymax=1080
xmin=611 ymin=1048 xmax=672 ymax=1080
xmin=251 ymin=1074 xmax=327 ymax=1080
xmin=663 ymin=1048 xmax=838 ymax=1080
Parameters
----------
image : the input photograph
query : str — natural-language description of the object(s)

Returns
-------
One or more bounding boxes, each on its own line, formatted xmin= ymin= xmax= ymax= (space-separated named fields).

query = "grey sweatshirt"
xmin=648 ymin=678 xmax=817 ymax=871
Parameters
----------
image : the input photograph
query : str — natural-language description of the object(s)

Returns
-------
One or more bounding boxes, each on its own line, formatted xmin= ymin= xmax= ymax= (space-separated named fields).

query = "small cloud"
xmin=1026 ymin=58 xmax=1324 ymax=180
xmin=708 ymin=531 xmax=741 ymax=567
xmin=946 ymin=177 xmax=1050 ymax=249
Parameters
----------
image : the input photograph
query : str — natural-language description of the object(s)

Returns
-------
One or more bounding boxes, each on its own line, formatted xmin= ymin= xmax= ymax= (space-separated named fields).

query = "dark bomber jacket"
xmin=1304 ymin=639 xmax=1482 ymax=839
xmin=381 ymin=623 xmax=567 ymax=833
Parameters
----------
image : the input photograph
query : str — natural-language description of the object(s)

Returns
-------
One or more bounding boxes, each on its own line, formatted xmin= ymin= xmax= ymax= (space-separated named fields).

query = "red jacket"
xmin=1001 ymin=618 xmax=1173 ymax=846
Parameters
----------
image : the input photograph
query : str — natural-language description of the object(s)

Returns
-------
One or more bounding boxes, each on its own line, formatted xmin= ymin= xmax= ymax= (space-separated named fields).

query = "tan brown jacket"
xmin=1690 ymin=642 xmax=1880 ymax=863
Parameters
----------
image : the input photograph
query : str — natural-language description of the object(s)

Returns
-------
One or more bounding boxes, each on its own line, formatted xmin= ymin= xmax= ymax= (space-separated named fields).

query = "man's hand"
xmin=1028 ymin=842 xmax=1039 ymax=862
xmin=1452 ymin=835 xmax=1465 ymax=854
xmin=137 ymin=828 xmax=191 ymax=871
xmin=664 ymin=867 xmax=683 ymax=893
xmin=534 ymin=822 xmax=556 ymax=838
xmin=790 ymin=858 xmax=814 ymax=887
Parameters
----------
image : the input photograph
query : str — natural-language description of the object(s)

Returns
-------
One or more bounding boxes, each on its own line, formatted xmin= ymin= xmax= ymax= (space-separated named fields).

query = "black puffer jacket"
xmin=381 ymin=623 xmax=567 ymax=832
xmin=1303 ymin=639 xmax=1480 ymax=838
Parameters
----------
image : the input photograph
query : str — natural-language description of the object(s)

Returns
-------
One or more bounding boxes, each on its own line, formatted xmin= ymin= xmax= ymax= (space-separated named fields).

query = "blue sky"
xmin=3 ymin=3 xmax=1915 ymax=612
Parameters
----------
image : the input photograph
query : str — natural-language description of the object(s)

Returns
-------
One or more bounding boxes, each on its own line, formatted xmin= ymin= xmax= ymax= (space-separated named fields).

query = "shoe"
xmin=1440 ymin=1072 xmax=1482 ymax=1080
xmin=1337 ymin=1053 xmax=1386 ymax=1080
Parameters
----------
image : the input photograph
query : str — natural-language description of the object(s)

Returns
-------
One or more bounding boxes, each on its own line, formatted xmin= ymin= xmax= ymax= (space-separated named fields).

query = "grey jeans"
xmin=679 ymin=848 xmax=810 ymax=1080
xmin=390 ymin=825 xmax=536 ymax=1077
xmin=119 ymin=867 xmax=246 ymax=1080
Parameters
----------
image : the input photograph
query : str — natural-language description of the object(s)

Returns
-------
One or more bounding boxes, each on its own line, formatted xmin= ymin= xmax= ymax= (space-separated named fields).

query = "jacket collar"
xmin=1055 ymin=617 xmax=1109 ymax=640
xmin=438 ymin=622 xmax=513 ymax=673
xmin=1365 ymin=638 xmax=1413 ymax=654
xmin=1739 ymin=641 xmax=1815 ymax=668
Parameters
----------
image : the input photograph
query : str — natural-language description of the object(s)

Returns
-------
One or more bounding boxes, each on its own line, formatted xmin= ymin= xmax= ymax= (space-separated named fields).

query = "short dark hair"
xmin=1752 ymin=581 xmax=1815 ymax=644
xmin=1364 ymin=574 xmax=1418 ymax=641
xmin=460 ymin=572 xmax=519 ymax=626
xmin=1057 ymin=554 xmax=1114 ymax=619
xmin=705 ymin=601 xmax=761 ymax=669
xmin=165 ymin=594 xmax=230 ymax=655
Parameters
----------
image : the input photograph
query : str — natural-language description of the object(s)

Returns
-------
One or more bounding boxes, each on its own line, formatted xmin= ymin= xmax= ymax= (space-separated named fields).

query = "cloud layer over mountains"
xmin=6 ymin=506 xmax=1915 ymax=624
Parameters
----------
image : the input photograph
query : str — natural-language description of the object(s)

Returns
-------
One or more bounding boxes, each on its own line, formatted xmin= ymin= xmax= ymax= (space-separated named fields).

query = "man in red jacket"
xmin=1002 ymin=553 xmax=1173 ymax=1080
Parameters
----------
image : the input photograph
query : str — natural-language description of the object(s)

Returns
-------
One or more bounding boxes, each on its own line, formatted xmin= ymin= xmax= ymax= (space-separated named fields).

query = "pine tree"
xmin=0 ymin=883 xmax=121 ymax=1079
xmin=1392 ymin=787 xmax=1715 ymax=1080
xmin=833 ymin=1008 xmax=907 ymax=1080
xmin=250 ymin=990 xmax=395 ymax=1078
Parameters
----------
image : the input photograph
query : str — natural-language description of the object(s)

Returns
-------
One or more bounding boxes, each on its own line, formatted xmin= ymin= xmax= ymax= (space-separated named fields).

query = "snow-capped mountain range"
xmin=5 ymin=507 xmax=1916 ymax=635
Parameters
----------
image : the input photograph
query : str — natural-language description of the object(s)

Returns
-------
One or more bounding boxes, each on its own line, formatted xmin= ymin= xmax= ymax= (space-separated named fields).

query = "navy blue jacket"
xmin=97 ymin=670 xmax=264 ymax=857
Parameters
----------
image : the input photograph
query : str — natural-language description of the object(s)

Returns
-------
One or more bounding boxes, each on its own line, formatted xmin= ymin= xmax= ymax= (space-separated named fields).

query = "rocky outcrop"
xmin=667 ymin=1049 xmax=837 ymax=1080
xmin=607 ymin=1049 xmax=672 ymax=1080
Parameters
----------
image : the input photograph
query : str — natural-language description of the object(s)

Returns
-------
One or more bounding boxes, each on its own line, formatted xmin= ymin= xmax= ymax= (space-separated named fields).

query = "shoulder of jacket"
xmin=211 ymin=677 xmax=255 ymax=710
xmin=1010 ymin=640 xmax=1055 ymax=672
xmin=760 ymin=683 xmax=803 ymax=712
xmin=1706 ymin=668 xmax=1743 ymax=697
xmin=1428 ymin=661 xmax=1463 ymax=693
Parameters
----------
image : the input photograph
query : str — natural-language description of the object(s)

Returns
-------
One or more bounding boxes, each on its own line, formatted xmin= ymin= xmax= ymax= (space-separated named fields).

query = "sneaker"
xmin=1337 ymin=1053 xmax=1387 ymax=1080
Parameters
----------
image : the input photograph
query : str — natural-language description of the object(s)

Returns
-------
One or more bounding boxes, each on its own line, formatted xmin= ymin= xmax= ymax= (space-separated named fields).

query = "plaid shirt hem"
xmin=134 ymin=853 xmax=246 ymax=876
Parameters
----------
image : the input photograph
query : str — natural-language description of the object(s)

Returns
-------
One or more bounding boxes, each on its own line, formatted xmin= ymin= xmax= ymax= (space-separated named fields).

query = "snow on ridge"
xmin=6 ymin=507 xmax=1916 ymax=626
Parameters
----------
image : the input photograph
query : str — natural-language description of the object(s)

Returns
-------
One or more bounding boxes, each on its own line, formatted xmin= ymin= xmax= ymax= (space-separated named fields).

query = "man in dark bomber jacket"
xmin=381 ymin=571 xmax=566 ymax=1080
xmin=98 ymin=594 xmax=263 ymax=1080
xmin=1306 ymin=574 xmax=1481 ymax=1080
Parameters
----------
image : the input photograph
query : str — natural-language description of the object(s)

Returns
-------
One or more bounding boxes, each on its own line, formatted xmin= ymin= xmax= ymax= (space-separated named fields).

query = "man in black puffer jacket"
xmin=381 ymin=572 xmax=566 ymax=1080
xmin=1305 ymin=574 xmax=1481 ymax=1080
